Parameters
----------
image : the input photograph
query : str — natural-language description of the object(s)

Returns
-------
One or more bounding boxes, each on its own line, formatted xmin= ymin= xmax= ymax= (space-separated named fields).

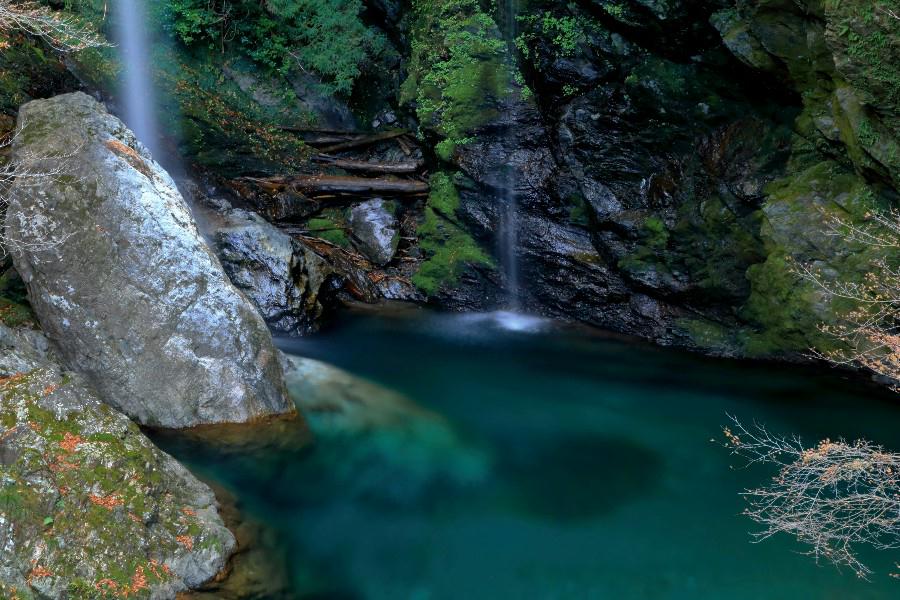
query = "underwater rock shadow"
xmin=501 ymin=433 xmax=664 ymax=523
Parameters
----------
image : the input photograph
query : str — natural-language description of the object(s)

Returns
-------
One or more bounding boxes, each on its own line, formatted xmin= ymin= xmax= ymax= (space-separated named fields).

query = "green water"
xmin=158 ymin=308 xmax=900 ymax=599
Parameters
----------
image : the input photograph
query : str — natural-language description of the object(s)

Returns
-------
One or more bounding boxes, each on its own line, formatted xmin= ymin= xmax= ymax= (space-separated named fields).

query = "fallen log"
xmin=313 ymin=155 xmax=424 ymax=174
xmin=278 ymin=126 xmax=363 ymax=135
xmin=237 ymin=174 xmax=429 ymax=198
xmin=298 ymin=134 xmax=360 ymax=146
xmin=318 ymin=129 xmax=409 ymax=154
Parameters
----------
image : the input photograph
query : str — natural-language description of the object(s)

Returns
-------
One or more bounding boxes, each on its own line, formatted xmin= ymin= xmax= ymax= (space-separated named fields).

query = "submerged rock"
xmin=5 ymin=92 xmax=293 ymax=428
xmin=349 ymin=198 xmax=400 ymax=266
xmin=283 ymin=355 xmax=489 ymax=501
xmin=0 ymin=324 xmax=235 ymax=599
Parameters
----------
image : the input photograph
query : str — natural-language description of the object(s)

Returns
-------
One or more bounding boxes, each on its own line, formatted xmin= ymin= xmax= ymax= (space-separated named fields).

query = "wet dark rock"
xmin=213 ymin=208 xmax=339 ymax=335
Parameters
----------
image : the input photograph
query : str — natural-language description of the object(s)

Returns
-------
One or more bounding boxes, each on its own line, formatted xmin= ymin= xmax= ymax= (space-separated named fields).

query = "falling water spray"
xmin=115 ymin=0 xmax=160 ymax=156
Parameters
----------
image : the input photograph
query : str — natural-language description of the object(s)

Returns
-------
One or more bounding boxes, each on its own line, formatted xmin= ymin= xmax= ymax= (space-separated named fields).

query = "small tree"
xmin=796 ymin=207 xmax=900 ymax=389
xmin=724 ymin=417 xmax=900 ymax=579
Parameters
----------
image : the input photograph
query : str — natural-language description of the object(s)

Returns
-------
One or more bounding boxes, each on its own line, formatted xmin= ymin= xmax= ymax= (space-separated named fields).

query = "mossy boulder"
xmin=5 ymin=93 xmax=294 ymax=428
xmin=712 ymin=0 xmax=900 ymax=186
xmin=741 ymin=159 xmax=895 ymax=354
xmin=0 ymin=325 xmax=234 ymax=599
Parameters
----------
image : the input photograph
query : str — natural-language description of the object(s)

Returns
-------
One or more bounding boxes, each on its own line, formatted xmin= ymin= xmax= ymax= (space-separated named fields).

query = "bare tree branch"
xmin=794 ymin=208 xmax=900 ymax=389
xmin=724 ymin=417 xmax=900 ymax=579
xmin=0 ymin=119 xmax=80 ymax=255
xmin=0 ymin=1 xmax=108 ymax=52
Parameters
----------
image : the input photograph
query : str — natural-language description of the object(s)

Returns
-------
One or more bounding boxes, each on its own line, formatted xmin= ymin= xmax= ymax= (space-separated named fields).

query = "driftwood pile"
xmin=232 ymin=128 xmax=429 ymax=207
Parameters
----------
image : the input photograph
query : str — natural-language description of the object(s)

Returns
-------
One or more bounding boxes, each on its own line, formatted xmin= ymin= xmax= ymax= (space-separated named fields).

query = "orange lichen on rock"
xmin=48 ymin=454 xmax=79 ymax=473
xmin=0 ymin=373 xmax=26 ymax=388
xmin=94 ymin=578 xmax=118 ymax=593
xmin=59 ymin=432 xmax=83 ymax=453
xmin=129 ymin=566 xmax=149 ymax=594
xmin=175 ymin=535 xmax=194 ymax=551
xmin=26 ymin=564 xmax=52 ymax=584
xmin=88 ymin=493 xmax=124 ymax=510
xmin=105 ymin=139 xmax=153 ymax=178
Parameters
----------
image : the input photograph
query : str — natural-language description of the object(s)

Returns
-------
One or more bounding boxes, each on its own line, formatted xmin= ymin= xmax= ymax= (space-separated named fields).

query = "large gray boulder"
xmin=349 ymin=198 xmax=399 ymax=266
xmin=4 ymin=92 xmax=293 ymax=428
xmin=0 ymin=324 xmax=235 ymax=599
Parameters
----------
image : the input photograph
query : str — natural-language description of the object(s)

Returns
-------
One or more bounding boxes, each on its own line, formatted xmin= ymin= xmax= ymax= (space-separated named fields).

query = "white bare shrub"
xmin=0 ymin=121 xmax=81 ymax=254
xmin=795 ymin=208 xmax=900 ymax=389
xmin=0 ymin=1 xmax=107 ymax=254
xmin=0 ymin=1 xmax=107 ymax=52
xmin=723 ymin=416 xmax=900 ymax=579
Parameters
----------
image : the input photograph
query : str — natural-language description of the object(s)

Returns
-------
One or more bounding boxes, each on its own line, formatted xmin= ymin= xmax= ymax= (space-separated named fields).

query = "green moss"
xmin=677 ymin=318 xmax=735 ymax=350
xmin=825 ymin=0 xmax=900 ymax=112
xmin=739 ymin=159 xmax=895 ymax=355
xmin=618 ymin=215 xmax=670 ymax=274
xmin=401 ymin=0 xmax=512 ymax=157
xmin=412 ymin=173 xmax=494 ymax=296
xmin=516 ymin=11 xmax=596 ymax=61
xmin=567 ymin=195 xmax=590 ymax=227
xmin=740 ymin=253 xmax=823 ymax=355
xmin=306 ymin=214 xmax=350 ymax=248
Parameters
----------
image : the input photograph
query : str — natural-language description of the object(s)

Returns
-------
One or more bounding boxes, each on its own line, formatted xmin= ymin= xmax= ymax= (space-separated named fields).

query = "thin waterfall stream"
xmin=115 ymin=0 xmax=160 ymax=155
xmin=500 ymin=0 xmax=521 ymax=312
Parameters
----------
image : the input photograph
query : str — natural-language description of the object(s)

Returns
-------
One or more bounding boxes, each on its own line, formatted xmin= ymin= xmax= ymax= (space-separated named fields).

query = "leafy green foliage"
xmin=516 ymin=11 xmax=592 ymax=61
xmin=400 ymin=0 xmax=511 ymax=157
xmin=162 ymin=0 xmax=385 ymax=94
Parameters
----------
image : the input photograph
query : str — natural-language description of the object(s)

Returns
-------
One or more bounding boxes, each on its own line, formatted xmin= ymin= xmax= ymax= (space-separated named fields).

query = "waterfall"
xmin=500 ymin=0 xmax=521 ymax=312
xmin=115 ymin=0 xmax=160 ymax=155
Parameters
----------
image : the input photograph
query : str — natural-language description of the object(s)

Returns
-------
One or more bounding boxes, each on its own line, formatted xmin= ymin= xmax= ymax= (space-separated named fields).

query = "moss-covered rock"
xmin=400 ymin=0 xmax=513 ymax=158
xmin=0 ymin=325 xmax=234 ymax=599
xmin=712 ymin=0 xmax=900 ymax=187
xmin=412 ymin=173 xmax=494 ymax=296
xmin=741 ymin=159 xmax=895 ymax=355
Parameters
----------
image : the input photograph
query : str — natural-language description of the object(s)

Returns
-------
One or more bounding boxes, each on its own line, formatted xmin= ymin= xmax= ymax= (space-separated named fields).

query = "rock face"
xmin=5 ymin=92 xmax=293 ymax=428
xmin=213 ymin=206 xmax=338 ymax=334
xmin=393 ymin=0 xmax=898 ymax=359
xmin=0 ymin=324 xmax=235 ymax=599
xmin=349 ymin=199 xmax=400 ymax=266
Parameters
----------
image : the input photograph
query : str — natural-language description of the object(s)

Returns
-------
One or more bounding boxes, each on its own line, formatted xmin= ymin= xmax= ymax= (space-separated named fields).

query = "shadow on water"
xmin=501 ymin=433 xmax=663 ymax=522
